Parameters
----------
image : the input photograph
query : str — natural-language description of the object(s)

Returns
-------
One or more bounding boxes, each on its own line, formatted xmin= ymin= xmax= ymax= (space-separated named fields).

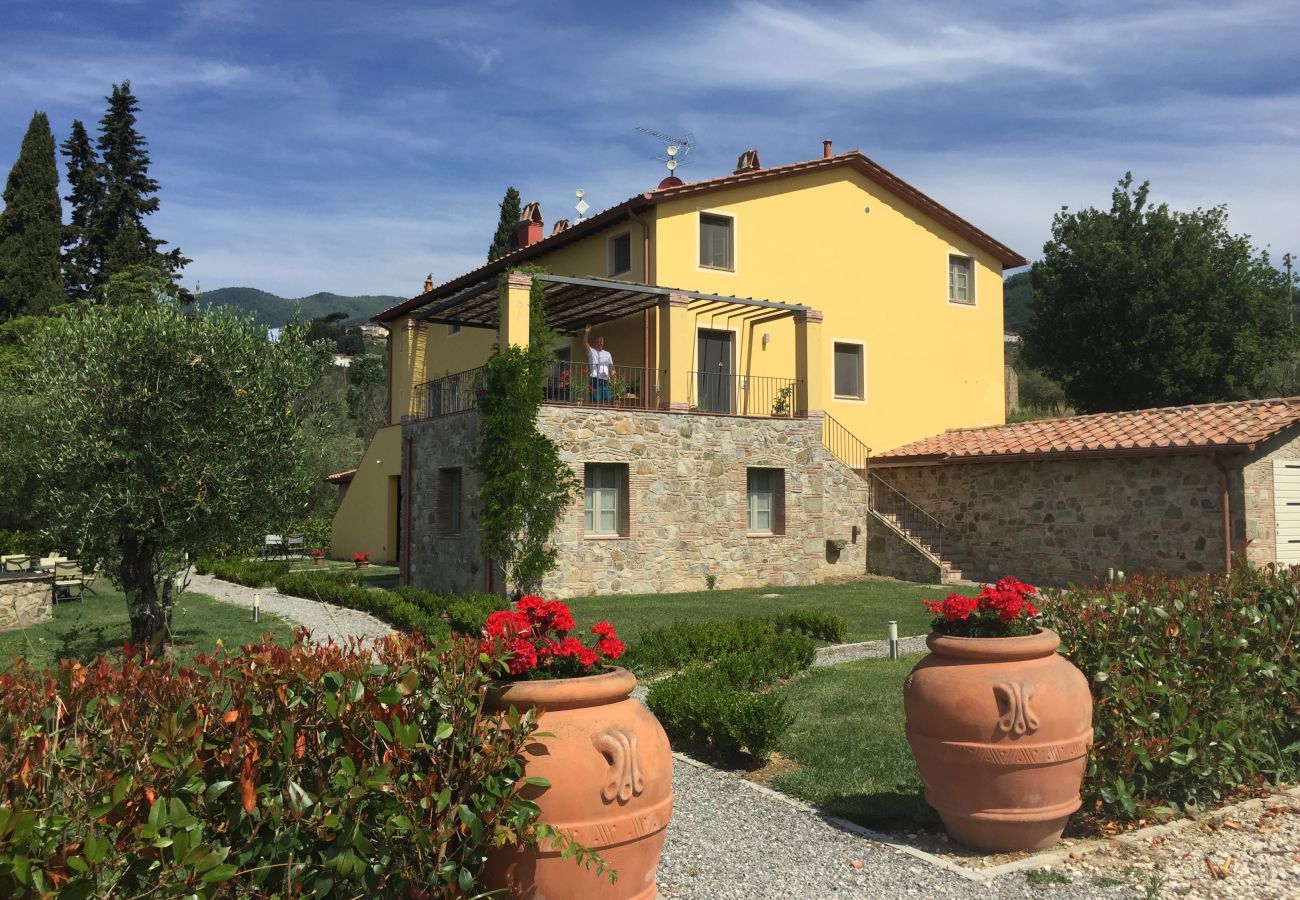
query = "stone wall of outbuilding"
xmin=1239 ymin=429 xmax=1300 ymax=566
xmin=403 ymin=408 xmax=872 ymax=598
xmin=872 ymin=453 xmax=1245 ymax=587
xmin=0 ymin=573 xmax=53 ymax=632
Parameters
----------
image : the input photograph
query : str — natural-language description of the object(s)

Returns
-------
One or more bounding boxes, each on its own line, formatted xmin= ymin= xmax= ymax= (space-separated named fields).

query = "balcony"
xmin=408 ymin=364 xmax=800 ymax=422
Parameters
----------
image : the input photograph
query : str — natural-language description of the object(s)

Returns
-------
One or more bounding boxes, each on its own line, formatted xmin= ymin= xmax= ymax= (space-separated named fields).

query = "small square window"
xmin=833 ymin=342 xmax=864 ymax=399
xmin=437 ymin=467 xmax=462 ymax=534
xmin=584 ymin=464 xmax=628 ymax=536
xmin=948 ymin=255 xmax=974 ymax=305
xmin=747 ymin=468 xmax=785 ymax=534
xmin=699 ymin=213 xmax=734 ymax=270
xmin=610 ymin=233 xmax=632 ymax=276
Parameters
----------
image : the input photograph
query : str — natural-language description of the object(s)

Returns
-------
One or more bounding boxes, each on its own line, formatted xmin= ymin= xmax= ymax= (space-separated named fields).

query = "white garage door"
xmin=1273 ymin=460 xmax=1300 ymax=564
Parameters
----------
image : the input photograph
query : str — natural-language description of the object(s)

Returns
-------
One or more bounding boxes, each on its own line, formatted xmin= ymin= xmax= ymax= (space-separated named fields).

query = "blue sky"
xmin=1 ymin=0 xmax=1297 ymax=298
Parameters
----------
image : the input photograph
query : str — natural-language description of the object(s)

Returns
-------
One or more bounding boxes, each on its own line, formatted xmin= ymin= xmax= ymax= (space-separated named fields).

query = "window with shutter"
xmin=437 ymin=468 xmax=462 ymax=534
xmin=747 ymin=468 xmax=785 ymax=534
xmin=610 ymin=233 xmax=632 ymax=275
xmin=833 ymin=342 xmax=865 ymax=399
xmin=948 ymin=255 xmax=974 ymax=305
xmin=699 ymin=213 xmax=734 ymax=270
xmin=584 ymin=464 xmax=628 ymax=536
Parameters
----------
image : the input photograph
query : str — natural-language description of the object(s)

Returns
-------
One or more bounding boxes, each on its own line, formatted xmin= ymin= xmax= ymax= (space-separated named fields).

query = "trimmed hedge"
xmin=1045 ymin=564 xmax=1300 ymax=819
xmin=270 ymin=574 xmax=507 ymax=641
xmin=645 ymin=633 xmax=818 ymax=764
xmin=646 ymin=634 xmax=815 ymax=763
xmin=0 ymin=633 xmax=553 ymax=896
xmin=273 ymin=572 xmax=451 ymax=641
xmin=193 ymin=557 xmax=290 ymax=587
xmin=626 ymin=611 xmax=846 ymax=675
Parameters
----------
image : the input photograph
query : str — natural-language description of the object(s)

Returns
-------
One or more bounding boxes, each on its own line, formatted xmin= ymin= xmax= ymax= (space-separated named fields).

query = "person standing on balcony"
xmin=584 ymin=324 xmax=613 ymax=404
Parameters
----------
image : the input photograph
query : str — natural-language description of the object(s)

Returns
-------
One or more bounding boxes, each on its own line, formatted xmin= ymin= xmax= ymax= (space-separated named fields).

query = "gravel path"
xmin=814 ymin=634 xmax=929 ymax=667
xmin=187 ymin=572 xmax=394 ymax=644
xmin=658 ymin=756 xmax=1300 ymax=899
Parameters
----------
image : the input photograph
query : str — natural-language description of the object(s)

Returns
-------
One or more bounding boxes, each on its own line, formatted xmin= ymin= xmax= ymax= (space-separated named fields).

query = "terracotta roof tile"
xmin=375 ymin=150 xmax=1027 ymax=323
xmin=873 ymin=398 xmax=1300 ymax=465
xmin=324 ymin=468 xmax=357 ymax=483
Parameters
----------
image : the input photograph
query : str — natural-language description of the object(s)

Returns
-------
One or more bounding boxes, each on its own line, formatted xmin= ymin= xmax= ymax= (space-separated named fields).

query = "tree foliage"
xmin=0 ymin=112 xmax=64 ymax=320
xmin=347 ymin=351 xmax=388 ymax=440
xmin=60 ymin=81 xmax=190 ymax=304
xmin=1023 ymin=174 xmax=1295 ymax=413
xmin=486 ymin=186 xmax=521 ymax=262
xmin=476 ymin=271 xmax=580 ymax=595
xmin=15 ymin=296 xmax=326 ymax=651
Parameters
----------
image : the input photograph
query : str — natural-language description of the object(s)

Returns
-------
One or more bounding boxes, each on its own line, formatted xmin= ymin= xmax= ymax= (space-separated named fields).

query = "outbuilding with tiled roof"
xmin=865 ymin=398 xmax=1300 ymax=587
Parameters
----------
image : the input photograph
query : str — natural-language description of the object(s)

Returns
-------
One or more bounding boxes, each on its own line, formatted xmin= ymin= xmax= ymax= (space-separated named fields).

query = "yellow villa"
xmin=331 ymin=142 xmax=1026 ymax=595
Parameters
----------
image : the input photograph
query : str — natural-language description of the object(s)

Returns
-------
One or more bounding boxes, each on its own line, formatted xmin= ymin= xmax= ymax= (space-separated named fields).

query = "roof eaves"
xmin=373 ymin=195 xmax=653 ymax=323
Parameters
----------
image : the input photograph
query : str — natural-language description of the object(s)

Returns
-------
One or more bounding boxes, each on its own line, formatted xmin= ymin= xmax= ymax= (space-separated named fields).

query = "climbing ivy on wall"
xmin=476 ymin=268 xmax=580 ymax=595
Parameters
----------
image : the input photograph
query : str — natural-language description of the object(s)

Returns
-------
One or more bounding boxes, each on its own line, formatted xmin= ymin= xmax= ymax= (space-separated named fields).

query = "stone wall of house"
xmin=404 ymin=411 xmax=490 ymax=595
xmin=403 ymin=408 xmax=871 ymax=598
xmin=0 ymin=574 xmax=53 ymax=632
xmin=1239 ymin=428 xmax=1300 ymax=566
xmin=866 ymin=512 xmax=942 ymax=584
xmin=874 ymin=454 xmax=1241 ymax=587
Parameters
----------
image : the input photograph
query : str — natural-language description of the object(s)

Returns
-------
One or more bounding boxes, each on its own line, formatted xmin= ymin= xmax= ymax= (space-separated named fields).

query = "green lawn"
xmin=567 ymin=578 xmax=963 ymax=644
xmin=769 ymin=654 xmax=938 ymax=832
xmin=0 ymin=586 xmax=293 ymax=671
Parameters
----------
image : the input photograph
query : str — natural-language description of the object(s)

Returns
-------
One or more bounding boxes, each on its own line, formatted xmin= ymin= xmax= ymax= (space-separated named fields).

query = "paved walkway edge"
xmin=670 ymin=750 xmax=1300 ymax=883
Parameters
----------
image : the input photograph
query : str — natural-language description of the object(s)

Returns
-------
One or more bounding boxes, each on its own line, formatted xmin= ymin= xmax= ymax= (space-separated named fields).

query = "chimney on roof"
xmin=517 ymin=202 xmax=544 ymax=249
xmin=423 ymin=273 xmax=433 ymax=293
xmin=734 ymin=149 xmax=761 ymax=174
xmin=551 ymin=218 xmax=570 ymax=236
xmin=823 ymin=139 xmax=832 ymax=159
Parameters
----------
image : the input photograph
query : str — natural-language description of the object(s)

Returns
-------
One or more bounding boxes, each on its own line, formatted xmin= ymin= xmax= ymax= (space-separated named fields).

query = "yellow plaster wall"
xmin=330 ymin=424 xmax=402 ymax=562
xmin=650 ymin=168 xmax=1007 ymax=454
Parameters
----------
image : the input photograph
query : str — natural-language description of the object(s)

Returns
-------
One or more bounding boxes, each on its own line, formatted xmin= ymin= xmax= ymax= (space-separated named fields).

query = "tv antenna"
xmin=635 ymin=126 xmax=696 ymax=178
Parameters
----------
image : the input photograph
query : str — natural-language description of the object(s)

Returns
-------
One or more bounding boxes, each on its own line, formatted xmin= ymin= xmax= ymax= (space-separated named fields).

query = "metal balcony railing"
xmin=869 ymin=473 xmax=945 ymax=560
xmin=687 ymin=372 xmax=799 ymax=417
xmin=542 ymin=361 xmax=657 ymax=410
xmin=409 ymin=366 xmax=486 ymax=420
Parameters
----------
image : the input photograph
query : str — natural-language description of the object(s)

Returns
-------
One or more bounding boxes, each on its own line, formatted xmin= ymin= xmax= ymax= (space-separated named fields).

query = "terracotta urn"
xmin=903 ymin=628 xmax=1093 ymax=853
xmin=482 ymin=667 xmax=673 ymax=900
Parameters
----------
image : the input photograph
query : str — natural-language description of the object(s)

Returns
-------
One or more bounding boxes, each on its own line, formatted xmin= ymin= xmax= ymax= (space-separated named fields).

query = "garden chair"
xmin=38 ymin=555 xmax=65 ymax=573
xmin=263 ymin=534 xmax=285 ymax=560
xmin=1 ymin=554 xmax=32 ymax=572
xmin=53 ymin=561 xmax=86 ymax=603
xmin=284 ymin=533 xmax=306 ymax=558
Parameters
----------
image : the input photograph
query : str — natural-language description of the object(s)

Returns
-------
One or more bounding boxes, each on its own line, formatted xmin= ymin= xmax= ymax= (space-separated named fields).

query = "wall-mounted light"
xmin=863 ymin=206 xmax=871 ymax=214
xmin=762 ymin=333 xmax=771 ymax=348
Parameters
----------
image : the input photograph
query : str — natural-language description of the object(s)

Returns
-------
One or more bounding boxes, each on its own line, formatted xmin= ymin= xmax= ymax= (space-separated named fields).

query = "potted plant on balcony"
xmin=352 ymin=551 xmax=369 ymax=569
xmin=903 ymin=578 xmax=1093 ymax=853
xmin=481 ymin=596 xmax=673 ymax=900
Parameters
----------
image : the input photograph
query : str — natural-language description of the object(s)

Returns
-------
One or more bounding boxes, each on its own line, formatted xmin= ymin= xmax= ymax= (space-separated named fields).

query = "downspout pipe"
xmin=1212 ymin=453 xmax=1232 ymax=573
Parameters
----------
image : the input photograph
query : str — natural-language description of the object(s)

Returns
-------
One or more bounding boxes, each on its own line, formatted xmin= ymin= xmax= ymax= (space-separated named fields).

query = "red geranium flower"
xmin=482 ymin=597 xmax=623 ymax=680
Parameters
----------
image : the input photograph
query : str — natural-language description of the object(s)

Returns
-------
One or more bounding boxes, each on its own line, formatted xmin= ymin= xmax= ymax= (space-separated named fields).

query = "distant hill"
xmin=1004 ymin=271 xmax=1033 ymax=334
xmin=199 ymin=287 xmax=404 ymax=328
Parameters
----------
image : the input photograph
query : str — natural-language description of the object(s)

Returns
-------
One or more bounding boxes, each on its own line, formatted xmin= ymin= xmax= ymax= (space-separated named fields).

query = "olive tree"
xmin=18 ymin=300 xmax=326 ymax=652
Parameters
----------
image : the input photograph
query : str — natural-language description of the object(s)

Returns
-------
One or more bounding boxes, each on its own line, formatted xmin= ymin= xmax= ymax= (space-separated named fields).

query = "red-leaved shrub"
xmin=0 ymin=631 xmax=548 ymax=897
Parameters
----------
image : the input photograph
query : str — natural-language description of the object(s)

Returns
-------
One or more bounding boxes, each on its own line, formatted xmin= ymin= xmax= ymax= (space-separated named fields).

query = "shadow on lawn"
xmin=805 ymin=789 xmax=942 ymax=834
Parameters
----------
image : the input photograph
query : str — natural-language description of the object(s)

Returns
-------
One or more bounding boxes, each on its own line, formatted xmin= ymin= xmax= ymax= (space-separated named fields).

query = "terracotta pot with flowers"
xmin=352 ymin=552 xmax=369 ymax=569
xmin=903 ymin=578 xmax=1092 ymax=853
xmin=481 ymin=596 xmax=672 ymax=900
xmin=309 ymin=549 xmax=326 ymax=567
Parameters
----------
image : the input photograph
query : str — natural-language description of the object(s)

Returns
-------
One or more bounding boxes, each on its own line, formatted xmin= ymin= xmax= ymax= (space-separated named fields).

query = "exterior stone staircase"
xmin=869 ymin=508 xmax=977 ymax=585
xmin=820 ymin=414 xmax=979 ymax=585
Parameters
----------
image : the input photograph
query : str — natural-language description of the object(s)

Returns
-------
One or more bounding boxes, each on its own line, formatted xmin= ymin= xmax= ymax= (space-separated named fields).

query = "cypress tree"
xmin=92 ymin=81 xmax=189 ymax=302
xmin=60 ymin=119 xmax=104 ymax=302
xmin=487 ymin=186 xmax=521 ymax=262
xmin=0 ymin=112 xmax=64 ymax=320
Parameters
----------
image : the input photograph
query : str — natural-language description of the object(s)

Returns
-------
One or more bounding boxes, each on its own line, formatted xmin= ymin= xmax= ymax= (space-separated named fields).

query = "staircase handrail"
xmin=869 ymin=473 xmax=945 ymax=560
xmin=821 ymin=414 xmax=871 ymax=470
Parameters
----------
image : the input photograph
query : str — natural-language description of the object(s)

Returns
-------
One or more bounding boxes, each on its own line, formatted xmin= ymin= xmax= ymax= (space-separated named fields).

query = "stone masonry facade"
xmin=0 ymin=574 xmax=53 ymax=632
xmin=874 ymin=454 xmax=1243 ymax=587
xmin=403 ymin=408 xmax=871 ymax=598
